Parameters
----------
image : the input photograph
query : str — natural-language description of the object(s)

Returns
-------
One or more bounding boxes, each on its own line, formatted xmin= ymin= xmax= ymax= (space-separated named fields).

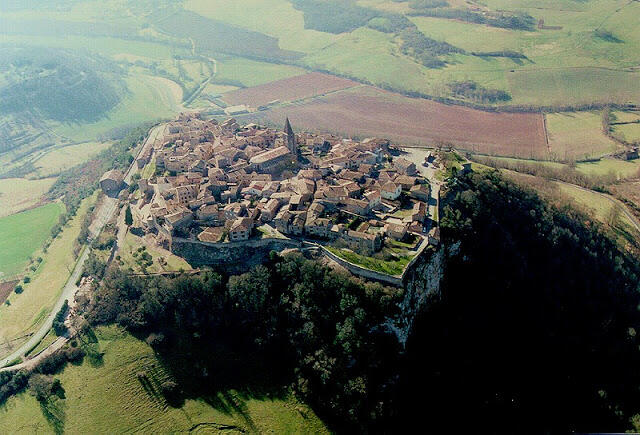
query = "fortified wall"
xmin=170 ymin=237 xmax=302 ymax=274
xmin=170 ymin=234 xmax=451 ymax=344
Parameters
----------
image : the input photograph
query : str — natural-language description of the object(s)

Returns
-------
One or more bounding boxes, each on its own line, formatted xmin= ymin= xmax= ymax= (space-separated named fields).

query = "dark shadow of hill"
xmin=131 ymin=329 xmax=291 ymax=424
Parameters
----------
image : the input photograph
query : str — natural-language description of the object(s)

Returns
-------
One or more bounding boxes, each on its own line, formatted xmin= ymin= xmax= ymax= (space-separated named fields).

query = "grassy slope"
xmin=0 ymin=194 xmax=96 ymax=359
xmin=546 ymin=111 xmax=619 ymax=160
xmin=614 ymin=123 xmax=640 ymax=143
xmin=0 ymin=178 xmax=57 ymax=218
xmin=190 ymin=0 xmax=640 ymax=106
xmin=0 ymin=325 xmax=329 ymax=433
xmin=477 ymin=155 xmax=639 ymax=179
xmin=303 ymin=27 xmax=429 ymax=91
xmin=556 ymin=182 xmax=640 ymax=243
xmin=0 ymin=202 xmax=64 ymax=279
xmin=31 ymin=142 xmax=113 ymax=178
xmin=119 ymin=231 xmax=191 ymax=274
xmin=52 ymin=74 xmax=181 ymax=143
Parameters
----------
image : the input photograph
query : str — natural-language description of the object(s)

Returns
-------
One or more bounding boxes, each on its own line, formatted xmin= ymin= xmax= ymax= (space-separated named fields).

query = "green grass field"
xmin=0 ymin=202 xmax=64 ymax=280
xmin=1 ymin=0 xmax=638 ymax=109
xmin=0 ymin=194 xmax=95 ymax=360
xmin=185 ymin=0 xmax=339 ymax=53
xmin=477 ymin=155 xmax=639 ymax=180
xmin=613 ymin=123 xmax=640 ymax=143
xmin=0 ymin=177 xmax=57 ymax=218
xmin=214 ymin=56 xmax=307 ymax=88
xmin=327 ymin=245 xmax=413 ymax=276
xmin=546 ymin=111 xmax=619 ymax=160
xmin=576 ymin=158 xmax=640 ymax=178
xmin=508 ymin=68 xmax=640 ymax=107
xmin=0 ymin=325 xmax=329 ymax=433
xmin=556 ymin=182 xmax=640 ymax=244
xmin=188 ymin=0 xmax=640 ymax=106
xmin=303 ymin=26 xmax=431 ymax=93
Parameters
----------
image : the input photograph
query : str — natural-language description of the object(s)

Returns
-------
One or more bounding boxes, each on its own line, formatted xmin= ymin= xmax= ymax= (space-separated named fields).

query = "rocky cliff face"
xmin=394 ymin=241 xmax=460 ymax=345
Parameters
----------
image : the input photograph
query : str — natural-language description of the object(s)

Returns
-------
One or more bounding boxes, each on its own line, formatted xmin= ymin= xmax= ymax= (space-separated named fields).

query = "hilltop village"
xmin=102 ymin=114 xmax=440 ymax=272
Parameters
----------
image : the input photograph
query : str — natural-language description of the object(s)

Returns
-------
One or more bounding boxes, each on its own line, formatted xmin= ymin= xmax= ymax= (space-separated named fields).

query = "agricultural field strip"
xmin=221 ymin=72 xmax=361 ymax=108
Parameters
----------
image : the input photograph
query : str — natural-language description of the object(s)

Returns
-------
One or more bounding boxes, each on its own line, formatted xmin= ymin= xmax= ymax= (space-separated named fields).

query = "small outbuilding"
xmin=100 ymin=169 xmax=125 ymax=196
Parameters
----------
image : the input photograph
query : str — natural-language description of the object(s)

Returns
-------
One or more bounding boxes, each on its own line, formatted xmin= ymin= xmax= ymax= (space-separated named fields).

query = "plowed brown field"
xmin=223 ymin=72 xmax=358 ymax=108
xmin=263 ymin=86 xmax=548 ymax=158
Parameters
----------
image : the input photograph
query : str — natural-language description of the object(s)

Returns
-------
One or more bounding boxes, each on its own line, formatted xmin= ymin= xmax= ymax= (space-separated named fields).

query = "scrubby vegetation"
xmin=291 ymin=0 xmax=379 ymax=34
xmin=469 ymin=155 xmax=623 ymax=191
xmin=408 ymin=7 xmax=536 ymax=30
xmin=399 ymin=27 xmax=462 ymax=68
xmin=48 ymin=123 xmax=151 ymax=215
xmin=449 ymin=80 xmax=511 ymax=103
xmin=0 ymin=47 xmax=123 ymax=125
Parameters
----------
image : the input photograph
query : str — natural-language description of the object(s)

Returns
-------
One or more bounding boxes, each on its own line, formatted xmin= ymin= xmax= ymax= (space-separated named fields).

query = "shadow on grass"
xmin=76 ymin=326 xmax=104 ymax=368
xmin=133 ymin=330 xmax=292 ymax=425
xmin=40 ymin=397 xmax=66 ymax=435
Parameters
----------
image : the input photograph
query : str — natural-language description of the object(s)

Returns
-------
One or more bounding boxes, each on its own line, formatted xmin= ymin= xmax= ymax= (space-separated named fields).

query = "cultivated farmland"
xmin=0 ymin=178 xmax=57 ymax=217
xmin=0 ymin=195 xmax=95 ymax=360
xmin=223 ymin=72 xmax=358 ymax=107
xmin=262 ymin=86 xmax=548 ymax=158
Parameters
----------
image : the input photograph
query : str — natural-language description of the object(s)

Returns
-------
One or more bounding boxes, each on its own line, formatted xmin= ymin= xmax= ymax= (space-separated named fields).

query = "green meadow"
xmin=0 ymin=202 xmax=64 ymax=280
xmin=214 ymin=55 xmax=307 ymax=87
xmin=0 ymin=325 xmax=329 ymax=433
xmin=546 ymin=111 xmax=619 ymax=160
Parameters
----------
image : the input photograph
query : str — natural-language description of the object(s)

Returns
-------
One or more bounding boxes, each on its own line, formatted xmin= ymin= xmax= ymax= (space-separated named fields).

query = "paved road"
xmin=0 ymin=125 xmax=162 ymax=369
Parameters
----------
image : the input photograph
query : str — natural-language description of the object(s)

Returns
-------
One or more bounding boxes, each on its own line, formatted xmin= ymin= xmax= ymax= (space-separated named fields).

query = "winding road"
xmin=0 ymin=124 xmax=163 ymax=370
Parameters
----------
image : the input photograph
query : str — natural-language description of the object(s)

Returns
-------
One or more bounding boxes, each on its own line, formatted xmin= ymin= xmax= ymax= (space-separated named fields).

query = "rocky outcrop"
xmin=394 ymin=241 xmax=460 ymax=345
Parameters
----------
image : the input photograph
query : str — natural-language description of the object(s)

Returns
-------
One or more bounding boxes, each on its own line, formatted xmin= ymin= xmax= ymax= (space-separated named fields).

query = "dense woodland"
xmin=0 ymin=47 xmax=123 ymax=124
xmin=87 ymin=254 xmax=403 ymax=431
xmin=398 ymin=171 xmax=640 ymax=432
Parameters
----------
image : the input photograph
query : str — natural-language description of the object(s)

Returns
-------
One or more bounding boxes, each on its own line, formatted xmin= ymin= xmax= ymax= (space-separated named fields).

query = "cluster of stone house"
xmin=130 ymin=113 xmax=434 ymax=254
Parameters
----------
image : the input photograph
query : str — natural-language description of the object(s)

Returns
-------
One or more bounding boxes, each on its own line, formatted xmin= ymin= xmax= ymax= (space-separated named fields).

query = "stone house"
xmin=229 ymin=217 xmax=253 ymax=241
xmin=381 ymin=182 xmax=401 ymax=201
